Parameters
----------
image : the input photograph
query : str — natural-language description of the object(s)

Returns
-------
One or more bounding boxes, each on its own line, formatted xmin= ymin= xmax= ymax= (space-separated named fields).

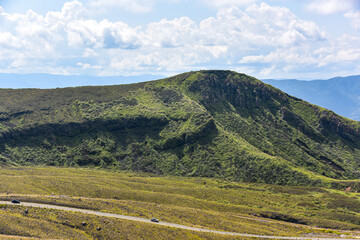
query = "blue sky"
xmin=0 ymin=0 xmax=359 ymax=79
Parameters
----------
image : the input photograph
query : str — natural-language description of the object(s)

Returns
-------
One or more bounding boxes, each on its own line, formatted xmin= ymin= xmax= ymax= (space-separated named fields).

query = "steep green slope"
xmin=0 ymin=70 xmax=359 ymax=187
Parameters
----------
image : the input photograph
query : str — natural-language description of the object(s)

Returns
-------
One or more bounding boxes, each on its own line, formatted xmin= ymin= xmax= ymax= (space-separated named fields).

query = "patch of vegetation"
xmin=0 ymin=168 xmax=359 ymax=234
xmin=258 ymin=212 xmax=307 ymax=225
xmin=0 ymin=204 xmax=260 ymax=240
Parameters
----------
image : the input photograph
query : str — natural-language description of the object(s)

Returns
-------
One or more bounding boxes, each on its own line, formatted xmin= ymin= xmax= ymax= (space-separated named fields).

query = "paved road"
xmin=0 ymin=201 xmax=358 ymax=240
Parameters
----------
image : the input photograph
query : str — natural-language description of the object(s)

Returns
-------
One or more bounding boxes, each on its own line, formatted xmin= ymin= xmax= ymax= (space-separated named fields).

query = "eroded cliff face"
xmin=168 ymin=71 xmax=360 ymax=180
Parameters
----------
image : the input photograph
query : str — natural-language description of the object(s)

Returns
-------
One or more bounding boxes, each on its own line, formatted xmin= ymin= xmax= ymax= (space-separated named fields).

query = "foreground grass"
xmin=0 ymin=205 xmax=266 ymax=240
xmin=0 ymin=167 xmax=359 ymax=239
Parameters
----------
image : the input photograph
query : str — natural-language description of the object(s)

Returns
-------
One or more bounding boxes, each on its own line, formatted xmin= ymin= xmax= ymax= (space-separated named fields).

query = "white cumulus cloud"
xmin=306 ymin=0 xmax=359 ymax=15
xmin=89 ymin=0 xmax=155 ymax=13
xmin=202 ymin=0 xmax=258 ymax=8
xmin=345 ymin=11 xmax=360 ymax=32
xmin=240 ymin=47 xmax=317 ymax=65
xmin=199 ymin=3 xmax=326 ymax=48
xmin=145 ymin=17 xmax=198 ymax=48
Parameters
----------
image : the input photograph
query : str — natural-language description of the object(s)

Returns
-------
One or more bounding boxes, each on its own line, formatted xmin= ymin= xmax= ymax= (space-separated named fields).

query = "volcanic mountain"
xmin=0 ymin=70 xmax=359 ymax=187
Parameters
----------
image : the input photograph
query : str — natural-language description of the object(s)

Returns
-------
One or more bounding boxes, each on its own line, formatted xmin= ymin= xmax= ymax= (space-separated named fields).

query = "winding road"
xmin=0 ymin=201 xmax=358 ymax=240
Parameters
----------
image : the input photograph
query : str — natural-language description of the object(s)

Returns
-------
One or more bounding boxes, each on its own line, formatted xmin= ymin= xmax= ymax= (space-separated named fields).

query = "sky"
xmin=0 ymin=0 xmax=360 ymax=80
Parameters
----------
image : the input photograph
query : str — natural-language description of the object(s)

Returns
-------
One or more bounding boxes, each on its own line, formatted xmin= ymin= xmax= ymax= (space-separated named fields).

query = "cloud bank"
xmin=0 ymin=0 xmax=359 ymax=78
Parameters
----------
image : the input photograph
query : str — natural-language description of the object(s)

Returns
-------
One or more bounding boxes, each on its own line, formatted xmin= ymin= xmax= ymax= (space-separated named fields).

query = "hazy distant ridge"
xmin=263 ymin=75 xmax=360 ymax=121
xmin=0 ymin=73 xmax=165 ymax=89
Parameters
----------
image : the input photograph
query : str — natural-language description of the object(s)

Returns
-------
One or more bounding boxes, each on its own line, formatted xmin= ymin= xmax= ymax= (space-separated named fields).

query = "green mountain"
xmin=0 ymin=70 xmax=359 ymax=187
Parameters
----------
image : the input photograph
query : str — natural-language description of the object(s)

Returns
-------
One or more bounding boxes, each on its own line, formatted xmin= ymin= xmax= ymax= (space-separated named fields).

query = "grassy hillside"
xmin=0 ymin=70 xmax=359 ymax=187
xmin=0 ymin=167 xmax=360 ymax=239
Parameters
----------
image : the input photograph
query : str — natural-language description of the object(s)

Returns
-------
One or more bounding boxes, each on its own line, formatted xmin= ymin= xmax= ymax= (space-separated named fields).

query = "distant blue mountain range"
xmin=263 ymin=75 xmax=360 ymax=121
xmin=0 ymin=73 xmax=165 ymax=89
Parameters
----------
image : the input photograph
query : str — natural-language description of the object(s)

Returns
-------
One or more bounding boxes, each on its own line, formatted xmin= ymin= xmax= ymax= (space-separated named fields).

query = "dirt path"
xmin=0 ymin=201 xmax=358 ymax=240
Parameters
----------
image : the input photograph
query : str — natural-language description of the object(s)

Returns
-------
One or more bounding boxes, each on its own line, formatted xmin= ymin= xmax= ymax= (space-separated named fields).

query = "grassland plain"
xmin=0 ymin=70 xmax=359 ymax=188
xmin=0 ymin=168 xmax=359 ymax=239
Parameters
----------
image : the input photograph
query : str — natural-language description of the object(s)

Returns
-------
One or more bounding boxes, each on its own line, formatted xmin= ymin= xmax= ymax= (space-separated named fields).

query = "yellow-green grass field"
xmin=0 ymin=167 xmax=359 ymax=239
